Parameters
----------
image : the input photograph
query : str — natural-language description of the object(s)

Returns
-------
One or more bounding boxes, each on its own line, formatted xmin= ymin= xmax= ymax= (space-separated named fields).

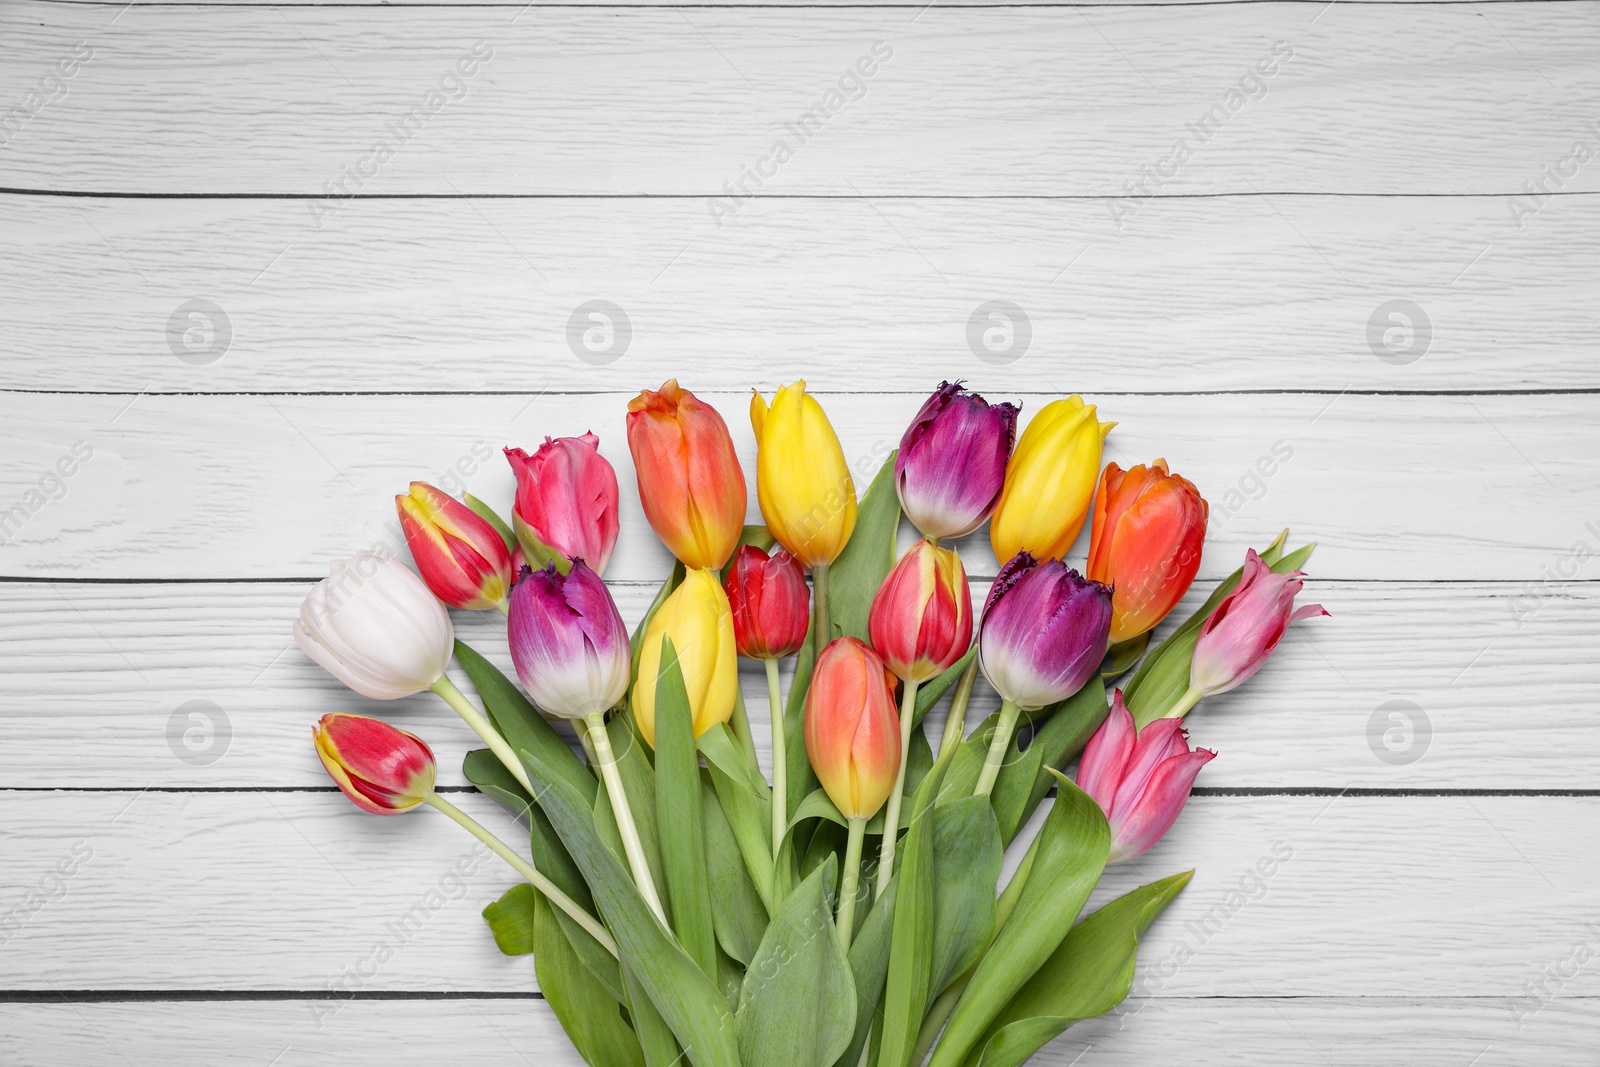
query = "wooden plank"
xmin=0 ymin=391 xmax=1589 ymax=581
xmin=6 ymin=192 xmax=1596 ymax=393
xmin=1 ymin=996 xmax=1595 ymax=1066
xmin=0 ymin=792 xmax=1591 ymax=994
xmin=0 ymin=579 xmax=1593 ymax=789
xmin=2 ymin=4 xmax=1597 ymax=195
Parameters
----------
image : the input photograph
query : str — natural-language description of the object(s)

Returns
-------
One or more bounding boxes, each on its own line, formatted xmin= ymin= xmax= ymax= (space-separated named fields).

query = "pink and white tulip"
xmin=507 ymin=560 xmax=630 ymax=720
xmin=1190 ymin=548 xmax=1328 ymax=697
xmin=1078 ymin=691 xmax=1215 ymax=863
xmin=978 ymin=552 xmax=1111 ymax=710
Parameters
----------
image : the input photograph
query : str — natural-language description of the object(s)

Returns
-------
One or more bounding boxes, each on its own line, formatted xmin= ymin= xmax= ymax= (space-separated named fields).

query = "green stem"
xmin=766 ymin=657 xmax=787 ymax=861
xmin=423 ymin=793 xmax=617 ymax=958
xmin=973 ymin=699 xmax=1023 ymax=797
xmin=1164 ymin=685 xmax=1204 ymax=720
xmin=812 ymin=562 xmax=831 ymax=664
xmin=873 ymin=678 xmax=919 ymax=900
xmin=936 ymin=658 xmax=979 ymax=760
xmin=836 ymin=816 xmax=866 ymax=952
xmin=583 ymin=711 xmax=668 ymax=926
xmin=572 ymin=715 xmax=599 ymax=769
xmin=430 ymin=675 xmax=532 ymax=795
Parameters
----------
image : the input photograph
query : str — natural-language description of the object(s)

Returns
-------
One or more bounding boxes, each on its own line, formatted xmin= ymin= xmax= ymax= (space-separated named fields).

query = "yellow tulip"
xmin=989 ymin=395 xmax=1115 ymax=562
xmin=750 ymin=381 xmax=857 ymax=568
xmin=632 ymin=568 xmax=738 ymax=748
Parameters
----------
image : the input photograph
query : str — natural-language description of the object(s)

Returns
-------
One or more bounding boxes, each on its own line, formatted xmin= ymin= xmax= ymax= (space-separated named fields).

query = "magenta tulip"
xmin=978 ymin=552 xmax=1111 ymax=710
xmin=1078 ymin=691 xmax=1215 ymax=863
xmin=894 ymin=381 xmax=1018 ymax=541
xmin=507 ymin=560 xmax=630 ymax=720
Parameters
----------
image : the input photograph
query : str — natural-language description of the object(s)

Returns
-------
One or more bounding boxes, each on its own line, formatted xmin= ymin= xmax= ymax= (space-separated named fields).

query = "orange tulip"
xmin=626 ymin=380 xmax=748 ymax=571
xmin=1087 ymin=460 xmax=1208 ymax=644
xmin=804 ymin=637 xmax=901 ymax=821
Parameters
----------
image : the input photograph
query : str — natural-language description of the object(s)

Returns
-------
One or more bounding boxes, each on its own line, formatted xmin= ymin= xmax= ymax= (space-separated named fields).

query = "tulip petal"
xmin=1075 ymin=692 xmax=1135 ymax=813
xmin=1107 ymin=747 xmax=1215 ymax=863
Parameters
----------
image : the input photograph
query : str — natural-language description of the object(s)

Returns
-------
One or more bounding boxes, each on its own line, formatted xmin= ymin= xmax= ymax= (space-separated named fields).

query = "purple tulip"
xmin=895 ymin=381 xmax=1019 ymax=540
xmin=1190 ymin=549 xmax=1328 ymax=697
xmin=978 ymin=552 xmax=1112 ymax=710
xmin=507 ymin=561 xmax=630 ymax=720
xmin=1077 ymin=691 xmax=1215 ymax=863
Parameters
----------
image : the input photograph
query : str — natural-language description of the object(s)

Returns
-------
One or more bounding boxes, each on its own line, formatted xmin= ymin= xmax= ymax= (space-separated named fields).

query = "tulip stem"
xmin=873 ymin=678 xmax=919 ymax=901
xmin=812 ymin=563 xmax=831 ymax=664
xmin=429 ymin=676 xmax=534 ymax=796
xmin=935 ymin=658 xmax=979 ymax=760
xmin=1165 ymin=685 xmax=1204 ymax=720
xmin=422 ymin=792 xmax=618 ymax=959
xmin=766 ymin=658 xmax=788 ymax=861
xmin=836 ymin=816 xmax=867 ymax=952
xmin=582 ymin=710 xmax=669 ymax=927
xmin=974 ymin=699 xmax=1023 ymax=797
xmin=572 ymin=716 xmax=600 ymax=769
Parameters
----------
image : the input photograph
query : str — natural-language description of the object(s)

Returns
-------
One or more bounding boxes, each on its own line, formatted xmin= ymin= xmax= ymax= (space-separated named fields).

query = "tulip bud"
xmin=749 ymin=381 xmax=857 ymax=568
xmin=632 ymin=568 xmax=738 ymax=747
xmin=626 ymin=380 xmax=748 ymax=571
xmin=395 ymin=482 xmax=515 ymax=611
xmin=1077 ymin=691 xmax=1214 ymax=863
xmin=504 ymin=434 xmax=621 ymax=576
xmin=805 ymin=637 xmax=902 ymax=820
xmin=294 ymin=552 xmax=454 ymax=700
xmin=868 ymin=539 xmax=973 ymax=683
xmin=724 ymin=544 xmax=810 ymax=660
xmin=894 ymin=381 xmax=1018 ymax=541
xmin=990 ymin=395 xmax=1115 ymax=563
xmin=1087 ymin=460 xmax=1209 ymax=644
xmin=507 ymin=560 xmax=631 ymax=720
xmin=1190 ymin=548 xmax=1327 ymax=696
xmin=313 ymin=713 xmax=437 ymax=815
xmin=978 ymin=552 xmax=1111 ymax=710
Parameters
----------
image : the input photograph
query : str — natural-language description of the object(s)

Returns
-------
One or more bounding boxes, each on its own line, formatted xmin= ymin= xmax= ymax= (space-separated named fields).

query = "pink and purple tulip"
xmin=894 ymin=381 xmax=1019 ymax=541
xmin=1077 ymin=691 xmax=1215 ymax=863
xmin=1190 ymin=548 xmax=1328 ymax=697
xmin=507 ymin=560 xmax=631 ymax=720
xmin=978 ymin=552 xmax=1112 ymax=709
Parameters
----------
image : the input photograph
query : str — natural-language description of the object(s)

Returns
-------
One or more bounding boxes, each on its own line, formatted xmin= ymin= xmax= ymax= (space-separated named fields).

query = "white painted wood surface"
xmin=3 ymin=0 xmax=1596 ymax=1061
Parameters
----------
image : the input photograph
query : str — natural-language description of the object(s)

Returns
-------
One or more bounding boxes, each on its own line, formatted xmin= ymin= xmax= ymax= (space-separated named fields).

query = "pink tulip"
xmin=1077 ymin=691 xmax=1214 ymax=863
xmin=1190 ymin=549 xmax=1328 ymax=696
xmin=504 ymin=434 xmax=620 ymax=576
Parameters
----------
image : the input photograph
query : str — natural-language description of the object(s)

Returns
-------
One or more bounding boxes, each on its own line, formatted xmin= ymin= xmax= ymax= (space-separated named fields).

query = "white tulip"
xmin=294 ymin=552 xmax=454 ymax=699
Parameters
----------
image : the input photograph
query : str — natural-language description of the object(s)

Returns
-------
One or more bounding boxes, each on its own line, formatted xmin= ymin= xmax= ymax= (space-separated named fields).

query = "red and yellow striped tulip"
xmin=313 ymin=713 xmax=436 ymax=815
xmin=868 ymin=539 xmax=973 ymax=683
xmin=395 ymin=482 xmax=515 ymax=612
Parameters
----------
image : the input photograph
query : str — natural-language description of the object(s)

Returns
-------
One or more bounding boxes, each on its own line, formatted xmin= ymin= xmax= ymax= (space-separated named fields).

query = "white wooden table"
xmin=3 ymin=0 xmax=1598 ymax=1061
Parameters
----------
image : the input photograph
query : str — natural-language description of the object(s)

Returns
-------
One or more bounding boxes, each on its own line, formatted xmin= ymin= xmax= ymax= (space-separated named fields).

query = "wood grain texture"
xmin=0 ymin=579 xmax=1592 ymax=789
xmin=0 ymin=391 xmax=1587 ymax=581
xmin=0 ymin=791 xmax=1592 ymax=995
xmin=6 ymin=192 xmax=1596 ymax=393
xmin=2 ymin=3 xmax=1597 ymax=196
xmin=2 ymin=996 xmax=1596 ymax=1067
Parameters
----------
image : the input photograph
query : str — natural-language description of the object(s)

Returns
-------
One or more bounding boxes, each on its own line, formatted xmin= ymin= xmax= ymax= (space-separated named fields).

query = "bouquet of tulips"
xmin=295 ymin=380 xmax=1324 ymax=1067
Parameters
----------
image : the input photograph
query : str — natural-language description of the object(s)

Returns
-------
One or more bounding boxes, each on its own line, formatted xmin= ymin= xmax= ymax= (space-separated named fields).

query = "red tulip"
xmin=1190 ymin=548 xmax=1327 ymax=696
xmin=868 ymin=539 xmax=972 ymax=683
xmin=504 ymin=434 xmax=620 ymax=576
xmin=626 ymin=380 xmax=748 ymax=571
xmin=805 ymin=637 xmax=901 ymax=820
xmin=1087 ymin=460 xmax=1208 ymax=644
xmin=313 ymin=713 xmax=436 ymax=815
xmin=1077 ymin=691 xmax=1214 ymax=863
xmin=395 ymin=482 xmax=515 ymax=611
xmin=724 ymin=544 xmax=810 ymax=660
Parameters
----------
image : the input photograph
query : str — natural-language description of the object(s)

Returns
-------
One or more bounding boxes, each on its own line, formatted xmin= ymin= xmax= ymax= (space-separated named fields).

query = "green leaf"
xmin=971 ymin=871 xmax=1193 ymax=1067
xmin=699 ymin=721 xmax=759 ymax=795
xmin=535 ymin=890 xmax=647 ymax=1067
xmin=702 ymin=776 xmax=770 ymax=966
xmin=702 ymin=724 xmax=776 ymax=913
xmin=521 ymin=749 xmax=741 ymax=1067
xmin=715 ymin=944 xmax=747 ymax=1013
xmin=463 ymin=492 xmax=517 ymax=556
xmin=1124 ymin=534 xmax=1315 ymax=727
xmin=631 ymin=562 xmax=687 ymax=689
xmin=826 ymin=450 xmax=902 ymax=642
xmin=622 ymin=960 xmax=684 ymax=1067
xmin=991 ymin=682 xmax=1111 ymax=846
xmin=876 ymin=737 xmax=957 ymax=1067
xmin=455 ymin=639 xmax=595 ymax=803
xmin=926 ymin=773 xmax=1110 ymax=1067
xmin=911 ymin=645 xmax=978 ymax=728
xmin=652 ymin=639 xmax=719 ymax=978
xmin=1101 ymin=632 xmax=1150 ymax=679
xmin=736 ymin=856 xmax=857 ymax=1067
xmin=927 ymin=797 xmax=1003 ymax=1001
xmin=834 ymin=872 xmax=898 ymax=1067
xmin=801 ymin=820 xmax=847 ymax=902
xmin=481 ymin=882 xmax=539 ymax=956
